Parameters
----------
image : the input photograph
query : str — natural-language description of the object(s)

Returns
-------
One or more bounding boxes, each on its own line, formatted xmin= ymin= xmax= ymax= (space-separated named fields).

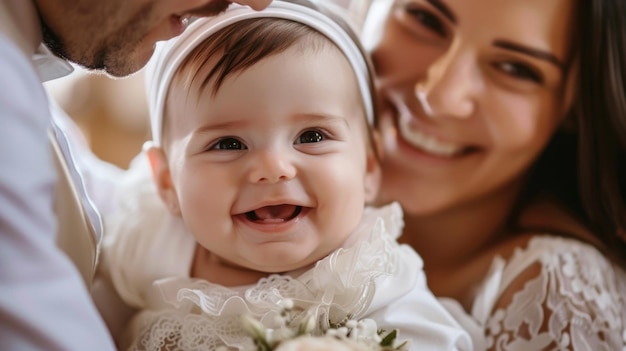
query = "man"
xmin=0 ymin=0 xmax=272 ymax=349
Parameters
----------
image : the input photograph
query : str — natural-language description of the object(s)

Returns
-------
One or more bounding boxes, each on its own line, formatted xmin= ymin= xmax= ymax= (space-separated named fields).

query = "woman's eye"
xmin=405 ymin=6 xmax=447 ymax=37
xmin=211 ymin=137 xmax=247 ymax=150
xmin=496 ymin=62 xmax=544 ymax=84
xmin=297 ymin=130 xmax=324 ymax=144
xmin=396 ymin=0 xmax=448 ymax=39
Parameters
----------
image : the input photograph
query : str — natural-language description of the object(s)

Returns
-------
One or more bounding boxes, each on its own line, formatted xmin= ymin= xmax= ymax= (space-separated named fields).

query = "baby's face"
xmin=162 ymin=44 xmax=378 ymax=273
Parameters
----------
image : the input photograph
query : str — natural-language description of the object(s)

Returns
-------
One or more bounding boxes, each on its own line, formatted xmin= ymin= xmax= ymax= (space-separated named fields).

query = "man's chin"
xmin=97 ymin=44 xmax=155 ymax=77
xmin=41 ymin=21 xmax=71 ymax=62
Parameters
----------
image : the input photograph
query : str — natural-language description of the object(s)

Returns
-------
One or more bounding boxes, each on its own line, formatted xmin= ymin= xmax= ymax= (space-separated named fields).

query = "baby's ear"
xmin=364 ymin=130 xmax=382 ymax=203
xmin=146 ymin=145 xmax=181 ymax=216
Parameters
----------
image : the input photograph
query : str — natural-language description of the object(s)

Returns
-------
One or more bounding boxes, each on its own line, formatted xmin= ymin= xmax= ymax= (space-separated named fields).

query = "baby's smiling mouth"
xmin=245 ymin=205 xmax=303 ymax=223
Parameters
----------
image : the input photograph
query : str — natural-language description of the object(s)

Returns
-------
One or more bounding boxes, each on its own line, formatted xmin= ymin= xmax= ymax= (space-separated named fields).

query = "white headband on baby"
xmin=145 ymin=0 xmax=374 ymax=146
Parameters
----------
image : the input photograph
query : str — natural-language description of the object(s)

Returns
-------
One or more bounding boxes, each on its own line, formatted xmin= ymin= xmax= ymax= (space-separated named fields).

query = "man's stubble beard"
xmin=40 ymin=3 xmax=156 ymax=77
xmin=40 ymin=18 xmax=69 ymax=62
xmin=40 ymin=0 xmax=235 ymax=76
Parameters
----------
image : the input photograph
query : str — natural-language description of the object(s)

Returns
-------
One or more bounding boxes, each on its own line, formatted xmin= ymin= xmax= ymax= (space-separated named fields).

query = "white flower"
xmin=280 ymin=299 xmax=295 ymax=310
xmin=298 ymin=314 xmax=316 ymax=335
xmin=240 ymin=308 xmax=410 ymax=351
xmin=241 ymin=314 xmax=269 ymax=341
xmin=275 ymin=336 xmax=373 ymax=351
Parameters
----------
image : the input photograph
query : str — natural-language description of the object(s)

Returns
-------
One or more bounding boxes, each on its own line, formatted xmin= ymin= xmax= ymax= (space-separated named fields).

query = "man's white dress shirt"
xmin=0 ymin=1 xmax=116 ymax=349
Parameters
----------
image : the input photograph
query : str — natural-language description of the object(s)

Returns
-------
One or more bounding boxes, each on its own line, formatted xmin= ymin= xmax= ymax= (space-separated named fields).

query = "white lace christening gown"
xmin=102 ymin=157 xmax=473 ymax=351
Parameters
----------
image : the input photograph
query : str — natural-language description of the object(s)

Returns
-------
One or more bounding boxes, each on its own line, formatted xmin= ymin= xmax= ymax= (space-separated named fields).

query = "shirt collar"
xmin=33 ymin=43 xmax=74 ymax=82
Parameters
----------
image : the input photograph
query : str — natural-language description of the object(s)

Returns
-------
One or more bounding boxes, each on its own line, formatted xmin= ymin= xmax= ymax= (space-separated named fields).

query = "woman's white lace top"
xmin=447 ymin=235 xmax=626 ymax=351
xmin=102 ymin=155 xmax=473 ymax=351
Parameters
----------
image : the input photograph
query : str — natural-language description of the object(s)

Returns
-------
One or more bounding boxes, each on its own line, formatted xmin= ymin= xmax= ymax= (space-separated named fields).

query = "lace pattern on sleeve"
xmin=480 ymin=236 xmax=626 ymax=351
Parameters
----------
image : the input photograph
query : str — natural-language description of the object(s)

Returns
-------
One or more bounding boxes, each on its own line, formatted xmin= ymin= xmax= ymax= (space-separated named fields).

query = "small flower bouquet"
xmin=237 ymin=299 xmax=410 ymax=351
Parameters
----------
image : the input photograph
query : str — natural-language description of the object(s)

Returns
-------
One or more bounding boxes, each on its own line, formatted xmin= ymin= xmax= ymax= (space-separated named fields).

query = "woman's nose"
xmin=417 ymin=43 xmax=479 ymax=119
xmin=247 ymin=150 xmax=297 ymax=184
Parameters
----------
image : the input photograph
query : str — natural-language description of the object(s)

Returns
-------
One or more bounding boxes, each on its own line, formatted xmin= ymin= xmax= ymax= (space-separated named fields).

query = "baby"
xmin=102 ymin=1 xmax=473 ymax=350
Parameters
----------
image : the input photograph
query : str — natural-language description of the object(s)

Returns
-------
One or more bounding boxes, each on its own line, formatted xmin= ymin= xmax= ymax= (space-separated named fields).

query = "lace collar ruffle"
xmin=130 ymin=203 xmax=411 ymax=350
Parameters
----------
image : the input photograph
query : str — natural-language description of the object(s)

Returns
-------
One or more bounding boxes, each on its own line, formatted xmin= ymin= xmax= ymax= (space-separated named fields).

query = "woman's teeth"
xmin=398 ymin=122 xmax=463 ymax=157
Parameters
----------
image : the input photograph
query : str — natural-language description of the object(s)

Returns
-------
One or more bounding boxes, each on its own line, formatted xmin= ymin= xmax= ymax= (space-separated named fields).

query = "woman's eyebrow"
xmin=493 ymin=39 xmax=565 ymax=70
xmin=426 ymin=0 xmax=457 ymax=24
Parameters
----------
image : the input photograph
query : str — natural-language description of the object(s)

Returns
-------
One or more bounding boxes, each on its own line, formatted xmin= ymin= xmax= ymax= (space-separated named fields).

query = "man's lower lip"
xmin=169 ymin=15 xmax=187 ymax=37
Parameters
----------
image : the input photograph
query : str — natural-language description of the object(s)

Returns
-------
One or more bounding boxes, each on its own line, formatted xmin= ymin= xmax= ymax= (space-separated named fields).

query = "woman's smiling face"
xmin=369 ymin=0 xmax=577 ymax=215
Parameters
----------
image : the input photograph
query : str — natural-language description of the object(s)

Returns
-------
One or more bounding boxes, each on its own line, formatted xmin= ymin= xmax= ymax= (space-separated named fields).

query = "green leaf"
xmin=380 ymin=329 xmax=397 ymax=347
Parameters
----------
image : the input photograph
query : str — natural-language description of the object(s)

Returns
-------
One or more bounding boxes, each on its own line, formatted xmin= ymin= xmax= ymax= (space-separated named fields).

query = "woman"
xmin=362 ymin=0 xmax=626 ymax=349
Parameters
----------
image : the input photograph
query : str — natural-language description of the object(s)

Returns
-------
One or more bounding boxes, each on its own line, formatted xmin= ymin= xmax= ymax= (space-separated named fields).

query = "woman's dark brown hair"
xmin=524 ymin=0 xmax=626 ymax=261
xmin=576 ymin=0 xmax=626 ymax=256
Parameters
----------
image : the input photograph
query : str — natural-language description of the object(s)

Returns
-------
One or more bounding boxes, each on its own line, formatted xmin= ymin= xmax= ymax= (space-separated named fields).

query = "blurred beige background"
xmin=45 ymin=68 xmax=150 ymax=169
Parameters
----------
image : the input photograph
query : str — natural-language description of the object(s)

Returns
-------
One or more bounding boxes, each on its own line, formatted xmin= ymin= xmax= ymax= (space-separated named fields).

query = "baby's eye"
xmin=211 ymin=137 xmax=247 ymax=150
xmin=296 ymin=130 xmax=324 ymax=144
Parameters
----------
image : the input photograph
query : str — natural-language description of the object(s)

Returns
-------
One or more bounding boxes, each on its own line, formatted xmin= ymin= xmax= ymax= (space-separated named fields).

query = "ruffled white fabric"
xmin=467 ymin=236 xmax=626 ymax=351
xmin=124 ymin=204 xmax=405 ymax=350
xmin=102 ymin=153 xmax=196 ymax=310
xmin=122 ymin=204 xmax=473 ymax=351
xmin=102 ymin=156 xmax=472 ymax=350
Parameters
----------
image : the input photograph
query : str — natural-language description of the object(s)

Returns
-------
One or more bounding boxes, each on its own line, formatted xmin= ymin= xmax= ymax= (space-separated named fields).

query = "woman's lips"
xmin=397 ymin=114 xmax=469 ymax=158
xmin=398 ymin=120 xmax=464 ymax=157
xmin=390 ymin=98 xmax=477 ymax=158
